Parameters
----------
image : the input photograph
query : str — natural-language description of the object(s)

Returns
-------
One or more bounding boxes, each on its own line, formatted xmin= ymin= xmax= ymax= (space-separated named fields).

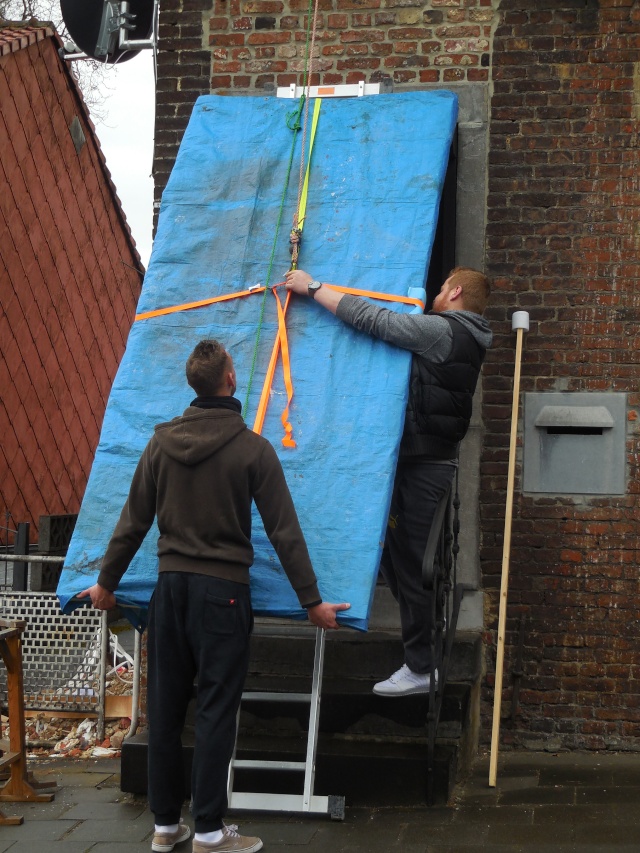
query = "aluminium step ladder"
xmin=227 ymin=625 xmax=345 ymax=820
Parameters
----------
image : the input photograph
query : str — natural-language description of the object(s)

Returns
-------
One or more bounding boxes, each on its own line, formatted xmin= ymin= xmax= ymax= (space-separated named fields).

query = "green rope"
xmin=242 ymin=0 xmax=316 ymax=421
xmin=241 ymin=96 xmax=304 ymax=420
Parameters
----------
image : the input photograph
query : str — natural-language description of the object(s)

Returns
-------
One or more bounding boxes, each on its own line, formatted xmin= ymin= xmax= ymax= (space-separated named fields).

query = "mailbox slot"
xmin=523 ymin=394 xmax=626 ymax=495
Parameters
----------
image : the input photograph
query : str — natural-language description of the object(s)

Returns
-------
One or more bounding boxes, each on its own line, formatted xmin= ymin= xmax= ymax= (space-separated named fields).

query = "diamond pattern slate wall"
xmin=0 ymin=24 xmax=143 ymax=540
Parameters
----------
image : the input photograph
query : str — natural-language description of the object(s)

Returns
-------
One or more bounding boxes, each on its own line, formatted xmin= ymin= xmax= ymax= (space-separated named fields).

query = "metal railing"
xmin=1 ymin=522 xmax=57 ymax=591
xmin=422 ymin=470 xmax=462 ymax=805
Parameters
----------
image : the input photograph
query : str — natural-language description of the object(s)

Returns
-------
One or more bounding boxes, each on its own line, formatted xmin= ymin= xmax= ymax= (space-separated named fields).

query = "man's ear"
xmin=449 ymin=284 xmax=463 ymax=302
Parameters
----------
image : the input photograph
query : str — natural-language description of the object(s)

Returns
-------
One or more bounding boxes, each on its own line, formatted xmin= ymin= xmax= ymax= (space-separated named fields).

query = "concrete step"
xmin=233 ymin=735 xmax=458 ymax=806
xmin=121 ymin=652 xmax=477 ymax=805
xmin=120 ymin=618 xmax=481 ymax=806
xmin=368 ymin=581 xmax=484 ymax=633
xmin=120 ymin=727 xmax=458 ymax=806
xmin=248 ymin=624 xmax=482 ymax=685
xmin=240 ymin=676 xmax=471 ymax=740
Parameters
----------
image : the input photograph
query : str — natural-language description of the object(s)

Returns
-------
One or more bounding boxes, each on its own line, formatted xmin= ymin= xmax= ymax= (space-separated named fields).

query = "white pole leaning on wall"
xmin=489 ymin=310 xmax=529 ymax=788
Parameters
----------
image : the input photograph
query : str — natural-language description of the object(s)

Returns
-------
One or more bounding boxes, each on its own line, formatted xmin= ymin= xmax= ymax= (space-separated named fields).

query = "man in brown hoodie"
xmin=80 ymin=339 xmax=349 ymax=853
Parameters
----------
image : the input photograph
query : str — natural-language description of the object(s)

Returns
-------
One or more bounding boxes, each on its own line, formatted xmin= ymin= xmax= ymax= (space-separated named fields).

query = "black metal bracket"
xmin=422 ymin=471 xmax=463 ymax=806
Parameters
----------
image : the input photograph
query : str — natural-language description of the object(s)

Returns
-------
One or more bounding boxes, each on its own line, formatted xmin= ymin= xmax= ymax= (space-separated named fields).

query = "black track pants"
xmin=147 ymin=571 xmax=252 ymax=832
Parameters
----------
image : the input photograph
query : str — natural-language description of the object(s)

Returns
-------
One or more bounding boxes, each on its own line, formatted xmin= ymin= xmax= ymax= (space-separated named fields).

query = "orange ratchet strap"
xmin=274 ymin=289 xmax=296 ymax=447
xmin=251 ymin=284 xmax=424 ymax=445
xmin=134 ymin=286 xmax=266 ymax=322
xmin=134 ymin=282 xmax=425 ymax=449
xmin=326 ymin=284 xmax=425 ymax=310
xmin=134 ymin=282 xmax=424 ymax=324
xmin=252 ymin=288 xmax=292 ymax=440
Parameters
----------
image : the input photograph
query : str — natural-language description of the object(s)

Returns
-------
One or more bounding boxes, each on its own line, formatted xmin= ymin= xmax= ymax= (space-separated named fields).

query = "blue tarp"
xmin=57 ymin=91 xmax=458 ymax=631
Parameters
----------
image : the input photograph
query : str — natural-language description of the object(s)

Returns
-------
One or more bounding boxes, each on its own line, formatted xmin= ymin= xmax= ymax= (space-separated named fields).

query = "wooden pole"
xmin=489 ymin=311 xmax=529 ymax=788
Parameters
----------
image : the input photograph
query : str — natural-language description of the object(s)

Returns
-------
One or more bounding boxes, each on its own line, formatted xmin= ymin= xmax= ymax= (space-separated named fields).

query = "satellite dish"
xmin=61 ymin=0 xmax=155 ymax=63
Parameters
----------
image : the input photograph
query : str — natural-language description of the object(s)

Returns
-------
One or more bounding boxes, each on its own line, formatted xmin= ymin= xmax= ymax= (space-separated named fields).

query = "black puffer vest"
xmin=400 ymin=314 xmax=486 ymax=459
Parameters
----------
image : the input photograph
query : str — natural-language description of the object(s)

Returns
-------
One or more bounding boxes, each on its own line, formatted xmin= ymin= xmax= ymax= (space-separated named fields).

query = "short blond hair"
xmin=447 ymin=266 xmax=491 ymax=315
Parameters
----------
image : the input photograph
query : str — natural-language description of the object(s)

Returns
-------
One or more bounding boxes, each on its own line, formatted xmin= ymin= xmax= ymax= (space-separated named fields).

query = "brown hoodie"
xmin=97 ymin=406 xmax=321 ymax=607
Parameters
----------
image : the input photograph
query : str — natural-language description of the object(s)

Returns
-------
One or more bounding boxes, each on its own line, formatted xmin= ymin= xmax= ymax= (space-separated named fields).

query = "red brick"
xmin=247 ymin=30 xmax=291 ymax=44
xmin=241 ymin=0 xmax=283 ymax=11
xmin=208 ymin=16 xmax=229 ymax=29
xmin=339 ymin=28 xmax=385 ymax=43
xmin=327 ymin=14 xmax=347 ymax=28
xmin=209 ymin=33 xmax=245 ymax=46
xmin=336 ymin=57 xmax=380 ymax=70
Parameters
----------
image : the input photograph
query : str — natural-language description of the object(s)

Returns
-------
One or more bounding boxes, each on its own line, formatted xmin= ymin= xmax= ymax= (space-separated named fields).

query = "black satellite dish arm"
xmin=60 ymin=0 xmax=156 ymax=64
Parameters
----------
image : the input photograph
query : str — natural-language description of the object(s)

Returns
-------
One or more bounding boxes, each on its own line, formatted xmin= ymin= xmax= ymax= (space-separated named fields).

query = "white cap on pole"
xmin=511 ymin=311 xmax=530 ymax=332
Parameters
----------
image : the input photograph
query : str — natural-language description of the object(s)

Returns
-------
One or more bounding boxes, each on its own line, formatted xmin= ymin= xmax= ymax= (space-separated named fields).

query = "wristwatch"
xmin=308 ymin=280 xmax=323 ymax=299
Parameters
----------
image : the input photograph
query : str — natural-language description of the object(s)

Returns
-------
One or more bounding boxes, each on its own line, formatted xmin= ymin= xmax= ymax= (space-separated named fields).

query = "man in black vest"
xmin=285 ymin=267 xmax=492 ymax=696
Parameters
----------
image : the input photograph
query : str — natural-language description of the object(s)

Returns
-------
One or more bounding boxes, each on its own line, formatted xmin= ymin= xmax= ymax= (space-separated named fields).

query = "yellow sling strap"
xmin=254 ymin=98 xmax=322 ymax=446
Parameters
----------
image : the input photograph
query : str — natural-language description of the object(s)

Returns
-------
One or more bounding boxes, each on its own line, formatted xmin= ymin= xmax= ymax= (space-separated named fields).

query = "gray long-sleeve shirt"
xmin=335 ymin=295 xmax=493 ymax=360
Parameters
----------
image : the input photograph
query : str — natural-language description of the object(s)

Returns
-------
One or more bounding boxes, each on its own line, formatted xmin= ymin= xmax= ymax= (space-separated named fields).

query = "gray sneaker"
xmin=192 ymin=824 xmax=263 ymax=853
xmin=152 ymin=819 xmax=191 ymax=852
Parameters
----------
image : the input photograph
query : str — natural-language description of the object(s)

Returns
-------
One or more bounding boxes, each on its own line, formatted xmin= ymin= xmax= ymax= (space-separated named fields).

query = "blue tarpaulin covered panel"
xmin=57 ymin=91 xmax=458 ymax=631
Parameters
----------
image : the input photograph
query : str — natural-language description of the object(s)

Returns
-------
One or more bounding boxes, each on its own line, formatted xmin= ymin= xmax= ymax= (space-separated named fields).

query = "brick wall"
xmin=154 ymin=0 xmax=498 ymax=211
xmin=482 ymin=0 xmax=640 ymax=750
xmin=152 ymin=0 xmax=640 ymax=751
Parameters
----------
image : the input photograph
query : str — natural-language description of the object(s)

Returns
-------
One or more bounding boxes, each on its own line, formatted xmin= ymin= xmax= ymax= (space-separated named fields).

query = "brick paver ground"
xmin=1 ymin=751 xmax=639 ymax=852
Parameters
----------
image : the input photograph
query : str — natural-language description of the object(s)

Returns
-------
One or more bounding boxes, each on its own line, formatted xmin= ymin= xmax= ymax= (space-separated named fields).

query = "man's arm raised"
xmin=284 ymin=269 xmax=345 ymax=315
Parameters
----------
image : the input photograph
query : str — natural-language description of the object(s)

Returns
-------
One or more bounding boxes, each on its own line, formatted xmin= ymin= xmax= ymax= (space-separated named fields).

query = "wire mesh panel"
xmin=0 ymin=592 xmax=103 ymax=712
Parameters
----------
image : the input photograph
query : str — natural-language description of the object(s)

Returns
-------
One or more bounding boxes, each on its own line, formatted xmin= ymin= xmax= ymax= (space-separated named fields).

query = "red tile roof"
xmin=1 ymin=18 xmax=145 ymax=530
xmin=0 ymin=19 xmax=55 ymax=56
xmin=0 ymin=17 xmax=143 ymax=272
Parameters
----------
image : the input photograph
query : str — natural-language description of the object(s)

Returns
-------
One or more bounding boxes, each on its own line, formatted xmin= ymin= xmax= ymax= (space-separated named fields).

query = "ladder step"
xmin=241 ymin=691 xmax=311 ymax=703
xmin=232 ymin=759 xmax=306 ymax=772
xmin=251 ymin=620 xmax=317 ymax=639
xmin=229 ymin=791 xmax=336 ymax=815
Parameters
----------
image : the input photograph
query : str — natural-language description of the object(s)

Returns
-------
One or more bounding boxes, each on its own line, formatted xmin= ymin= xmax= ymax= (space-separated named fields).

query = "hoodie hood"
xmin=153 ymin=407 xmax=246 ymax=466
xmin=447 ymin=310 xmax=493 ymax=351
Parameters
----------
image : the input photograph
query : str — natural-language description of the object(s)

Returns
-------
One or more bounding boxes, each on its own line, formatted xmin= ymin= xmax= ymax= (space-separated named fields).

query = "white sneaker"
xmin=373 ymin=664 xmax=437 ymax=697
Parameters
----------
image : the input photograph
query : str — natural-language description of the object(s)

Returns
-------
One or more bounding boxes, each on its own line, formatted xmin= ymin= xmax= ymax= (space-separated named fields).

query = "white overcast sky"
xmin=93 ymin=50 xmax=156 ymax=268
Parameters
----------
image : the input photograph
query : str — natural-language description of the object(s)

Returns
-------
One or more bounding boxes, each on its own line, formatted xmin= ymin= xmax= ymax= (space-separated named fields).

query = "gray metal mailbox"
xmin=523 ymin=392 xmax=626 ymax=495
